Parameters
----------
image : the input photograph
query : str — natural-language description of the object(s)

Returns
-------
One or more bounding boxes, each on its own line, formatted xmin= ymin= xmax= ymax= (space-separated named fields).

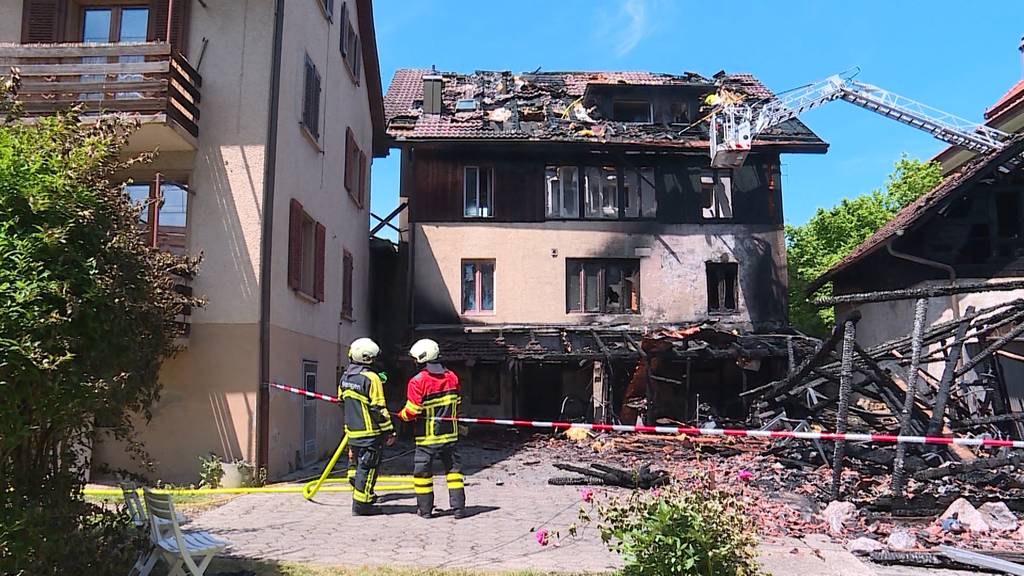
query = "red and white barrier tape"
xmin=270 ymin=382 xmax=1024 ymax=449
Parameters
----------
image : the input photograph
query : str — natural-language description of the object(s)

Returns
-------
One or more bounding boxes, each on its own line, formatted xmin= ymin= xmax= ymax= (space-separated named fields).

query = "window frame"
xmin=705 ymin=261 xmax=739 ymax=314
xmin=301 ymin=54 xmax=322 ymax=142
xmin=545 ymin=165 xmax=580 ymax=219
xmin=545 ymin=163 xmax=657 ymax=221
xmin=700 ymin=168 xmax=734 ymax=221
xmin=612 ymin=100 xmax=653 ymax=123
xmin=288 ymin=199 xmax=326 ymax=303
xmin=317 ymin=0 xmax=334 ymax=21
xmin=461 ymin=259 xmax=496 ymax=315
xmin=565 ymin=259 xmax=640 ymax=315
xmin=463 ymin=165 xmax=494 ymax=219
xmin=339 ymin=3 xmax=361 ymax=85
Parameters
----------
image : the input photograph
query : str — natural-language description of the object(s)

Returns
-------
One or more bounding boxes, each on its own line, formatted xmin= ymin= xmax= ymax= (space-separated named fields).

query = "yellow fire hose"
xmin=302 ymin=432 xmax=350 ymax=500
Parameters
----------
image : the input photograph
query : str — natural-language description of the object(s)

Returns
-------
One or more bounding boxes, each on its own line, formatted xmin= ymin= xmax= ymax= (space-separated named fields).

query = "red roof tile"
xmin=985 ymin=79 xmax=1024 ymax=122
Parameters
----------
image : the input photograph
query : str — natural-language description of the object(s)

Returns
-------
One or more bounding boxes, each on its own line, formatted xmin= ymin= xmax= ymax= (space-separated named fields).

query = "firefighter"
xmin=398 ymin=339 xmax=466 ymax=519
xmin=338 ymin=337 xmax=394 ymax=515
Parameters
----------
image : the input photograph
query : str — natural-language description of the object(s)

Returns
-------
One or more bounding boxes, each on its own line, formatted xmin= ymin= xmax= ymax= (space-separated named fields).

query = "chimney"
xmin=423 ymin=65 xmax=443 ymax=115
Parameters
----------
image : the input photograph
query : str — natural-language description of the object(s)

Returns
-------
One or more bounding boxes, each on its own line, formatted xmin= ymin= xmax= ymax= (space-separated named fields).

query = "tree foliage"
xmin=786 ymin=157 xmax=943 ymax=335
xmin=0 ymin=73 xmax=201 ymax=575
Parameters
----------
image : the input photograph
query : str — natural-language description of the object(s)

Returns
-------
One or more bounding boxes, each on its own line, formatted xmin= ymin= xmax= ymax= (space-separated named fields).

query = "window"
xmin=288 ymin=199 xmax=326 ymax=302
xmin=318 ymin=0 xmax=334 ymax=19
xmin=701 ymin=169 xmax=733 ymax=219
xmin=706 ymin=262 xmax=738 ymax=313
xmin=612 ymin=100 xmax=652 ymax=123
xmin=670 ymin=101 xmax=690 ymax=124
xmin=342 ymin=250 xmax=353 ymax=319
xmin=566 ymin=259 xmax=639 ymax=314
xmin=623 ymin=167 xmax=657 ymax=218
xmin=302 ymin=56 xmax=321 ymax=140
xmin=340 ymin=3 xmax=361 ymax=84
xmin=344 ymin=127 xmax=363 ymax=205
xmin=358 ymin=151 xmax=368 ymax=207
xmin=584 ymin=166 xmax=618 ymax=219
xmin=125 ymin=179 xmax=189 ymax=254
xmin=545 ymin=166 xmax=579 ymax=218
xmin=464 ymin=166 xmax=493 ymax=218
xmin=462 ymin=260 xmax=495 ymax=314
xmin=470 ymin=364 xmax=501 ymax=405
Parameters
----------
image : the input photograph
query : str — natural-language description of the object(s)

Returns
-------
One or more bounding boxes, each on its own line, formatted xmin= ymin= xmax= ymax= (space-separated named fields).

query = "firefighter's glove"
xmin=378 ymin=371 xmax=388 ymax=384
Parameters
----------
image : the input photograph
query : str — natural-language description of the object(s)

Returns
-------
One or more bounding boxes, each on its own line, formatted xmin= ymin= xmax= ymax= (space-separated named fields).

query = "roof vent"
xmin=423 ymin=65 xmax=443 ymax=115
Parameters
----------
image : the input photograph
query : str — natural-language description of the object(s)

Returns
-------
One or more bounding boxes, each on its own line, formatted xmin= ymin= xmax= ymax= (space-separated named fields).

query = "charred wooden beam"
xmin=831 ymin=317 xmax=857 ymax=502
xmin=927 ymin=307 xmax=974 ymax=437
xmin=912 ymin=454 xmax=1023 ymax=481
xmin=892 ymin=298 xmax=928 ymax=498
xmin=815 ymin=279 xmax=1024 ymax=307
xmin=951 ymin=412 xmax=1024 ymax=430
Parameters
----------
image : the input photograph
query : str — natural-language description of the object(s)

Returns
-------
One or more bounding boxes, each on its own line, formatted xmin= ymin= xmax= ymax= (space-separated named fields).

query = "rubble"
xmin=978 ymin=501 xmax=1019 ymax=532
xmin=940 ymin=498 xmax=992 ymax=532
xmin=886 ymin=528 xmax=919 ymax=550
xmin=821 ymin=501 xmax=856 ymax=535
xmin=847 ymin=537 xmax=885 ymax=555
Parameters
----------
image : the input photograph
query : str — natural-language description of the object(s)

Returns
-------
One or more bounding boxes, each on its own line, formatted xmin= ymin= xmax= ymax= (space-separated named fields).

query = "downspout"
xmin=257 ymin=0 xmax=286 ymax=472
xmin=887 ymin=231 xmax=960 ymax=320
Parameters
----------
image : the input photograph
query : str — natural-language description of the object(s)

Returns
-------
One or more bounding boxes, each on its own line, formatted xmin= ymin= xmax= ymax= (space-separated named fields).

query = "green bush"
xmin=587 ymin=478 xmax=763 ymax=576
xmin=0 ymin=72 xmax=201 ymax=575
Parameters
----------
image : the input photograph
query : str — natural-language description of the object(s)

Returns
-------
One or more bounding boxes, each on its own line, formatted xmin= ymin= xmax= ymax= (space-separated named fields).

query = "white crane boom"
xmin=710 ymin=70 xmax=1012 ymax=169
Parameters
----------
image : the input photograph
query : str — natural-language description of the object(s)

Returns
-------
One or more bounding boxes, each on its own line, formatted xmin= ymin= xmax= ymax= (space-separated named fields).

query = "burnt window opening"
xmin=701 ymin=169 xmax=733 ymax=219
xmin=612 ymin=100 xmax=652 ymax=123
xmin=995 ymin=191 xmax=1021 ymax=240
xmin=566 ymin=259 xmax=639 ymax=314
xmin=959 ymin=223 xmax=992 ymax=264
xmin=670 ymin=101 xmax=690 ymax=124
xmin=623 ymin=166 xmax=657 ymax=218
xmin=462 ymin=260 xmax=495 ymax=314
xmin=546 ymin=166 xmax=580 ymax=218
xmin=464 ymin=166 xmax=494 ymax=218
xmin=584 ymin=166 xmax=619 ymax=219
xmin=470 ymin=364 xmax=501 ymax=405
xmin=706 ymin=262 xmax=738 ymax=313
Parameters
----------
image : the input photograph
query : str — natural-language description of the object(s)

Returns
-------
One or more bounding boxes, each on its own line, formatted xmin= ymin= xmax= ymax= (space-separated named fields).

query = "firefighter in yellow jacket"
xmin=338 ymin=337 xmax=394 ymax=515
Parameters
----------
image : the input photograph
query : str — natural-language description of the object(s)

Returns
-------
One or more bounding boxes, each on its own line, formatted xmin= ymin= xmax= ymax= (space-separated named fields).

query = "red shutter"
xmin=287 ymin=199 xmax=303 ymax=290
xmin=344 ymin=128 xmax=354 ymax=192
xmin=342 ymin=250 xmax=353 ymax=318
xmin=314 ymin=222 xmax=326 ymax=302
xmin=21 ymin=0 xmax=66 ymax=43
xmin=358 ymin=152 xmax=368 ymax=207
xmin=147 ymin=0 xmax=191 ymax=55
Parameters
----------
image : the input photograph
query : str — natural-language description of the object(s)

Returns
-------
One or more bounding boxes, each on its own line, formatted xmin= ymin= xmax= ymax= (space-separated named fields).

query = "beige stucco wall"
xmin=0 ymin=2 xmax=23 ymax=42
xmin=413 ymin=222 xmax=788 ymax=329
xmin=93 ymin=324 xmax=259 ymax=483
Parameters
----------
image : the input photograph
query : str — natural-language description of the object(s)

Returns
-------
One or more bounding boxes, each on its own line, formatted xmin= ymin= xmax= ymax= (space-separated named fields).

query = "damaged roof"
xmin=809 ymin=135 xmax=1024 ymax=293
xmin=384 ymin=68 xmax=826 ymax=150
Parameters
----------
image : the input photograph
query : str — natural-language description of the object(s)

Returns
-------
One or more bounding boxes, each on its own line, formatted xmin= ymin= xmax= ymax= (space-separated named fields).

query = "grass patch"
xmin=85 ymin=493 xmax=237 ymax=515
xmin=207 ymin=558 xmax=589 ymax=576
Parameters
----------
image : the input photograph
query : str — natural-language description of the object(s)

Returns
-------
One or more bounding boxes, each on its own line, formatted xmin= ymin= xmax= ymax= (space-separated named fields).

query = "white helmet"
xmin=348 ymin=337 xmax=380 ymax=364
xmin=409 ymin=338 xmax=440 ymax=364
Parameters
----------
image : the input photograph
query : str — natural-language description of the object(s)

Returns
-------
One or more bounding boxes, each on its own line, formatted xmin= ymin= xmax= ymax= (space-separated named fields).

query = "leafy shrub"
xmin=0 ymin=73 xmax=201 ymax=575
xmin=199 ymin=453 xmax=225 ymax=488
xmin=585 ymin=477 xmax=763 ymax=576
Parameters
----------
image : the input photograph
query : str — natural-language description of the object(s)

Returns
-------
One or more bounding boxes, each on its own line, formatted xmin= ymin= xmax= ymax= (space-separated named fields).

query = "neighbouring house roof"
xmin=383 ymin=68 xmax=826 ymax=150
xmin=808 ymin=135 xmax=1024 ymax=294
xmin=932 ymin=79 xmax=1024 ymax=171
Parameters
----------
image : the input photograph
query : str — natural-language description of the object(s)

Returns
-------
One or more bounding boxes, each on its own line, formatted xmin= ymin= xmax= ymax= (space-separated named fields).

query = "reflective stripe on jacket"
xmin=398 ymin=364 xmax=460 ymax=446
xmin=339 ymin=364 xmax=393 ymax=439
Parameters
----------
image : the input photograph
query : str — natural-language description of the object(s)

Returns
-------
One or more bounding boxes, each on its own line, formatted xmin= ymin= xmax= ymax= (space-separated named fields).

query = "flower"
xmin=535 ymin=528 xmax=549 ymax=546
xmin=580 ymin=488 xmax=594 ymax=503
xmin=738 ymin=470 xmax=753 ymax=483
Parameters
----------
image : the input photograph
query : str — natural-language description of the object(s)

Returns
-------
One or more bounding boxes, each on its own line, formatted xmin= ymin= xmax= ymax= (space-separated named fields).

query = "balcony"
xmin=0 ymin=42 xmax=201 ymax=152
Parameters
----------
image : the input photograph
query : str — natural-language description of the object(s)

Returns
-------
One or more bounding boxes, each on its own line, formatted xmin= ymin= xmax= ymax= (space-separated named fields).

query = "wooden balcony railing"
xmin=0 ymin=42 xmax=202 ymax=139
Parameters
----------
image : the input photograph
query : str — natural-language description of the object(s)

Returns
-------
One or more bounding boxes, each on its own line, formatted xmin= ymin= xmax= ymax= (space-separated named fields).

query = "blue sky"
xmin=369 ymin=0 xmax=1023 ymax=239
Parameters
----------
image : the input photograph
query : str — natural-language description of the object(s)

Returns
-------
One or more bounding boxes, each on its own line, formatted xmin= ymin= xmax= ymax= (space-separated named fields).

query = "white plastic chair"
xmin=143 ymin=489 xmax=228 ymax=576
xmin=122 ymin=483 xmax=158 ymax=576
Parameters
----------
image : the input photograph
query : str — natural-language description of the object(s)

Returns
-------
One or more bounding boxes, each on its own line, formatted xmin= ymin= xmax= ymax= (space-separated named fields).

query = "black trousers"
xmin=349 ymin=439 xmax=383 ymax=514
xmin=412 ymin=442 xmax=465 ymax=516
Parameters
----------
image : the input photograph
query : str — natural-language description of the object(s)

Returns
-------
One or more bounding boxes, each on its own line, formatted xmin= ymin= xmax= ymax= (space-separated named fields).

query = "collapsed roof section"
xmin=384 ymin=68 xmax=827 ymax=151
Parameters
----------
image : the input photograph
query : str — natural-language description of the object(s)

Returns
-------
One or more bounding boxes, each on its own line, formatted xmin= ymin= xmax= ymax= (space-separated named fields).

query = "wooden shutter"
xmin=288 ymin=199 xmax=303 ymax=290
xmin=339 ymin=3 xmax=348 ymax=56
xmin=342 ymin=250 xmax=353 ymax=318
xmin=21 ymin=0 xmax=67 ymax=43
xmin=352 ymin=36 xmax=361 ymax=83
xmin=147 ymin=0 xmax=191 ymax=55
xmin=358 ymin=152 xmax=368 ymax=207
xmin=344 ymin=128 xmax=355 ymax=192
xmin=314 ymin=222 xmax=326 ymax=302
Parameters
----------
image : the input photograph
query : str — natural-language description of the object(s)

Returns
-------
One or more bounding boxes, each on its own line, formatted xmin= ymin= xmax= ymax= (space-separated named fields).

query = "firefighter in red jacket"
xmin=398 ymin=339 xmax=466 ymax=518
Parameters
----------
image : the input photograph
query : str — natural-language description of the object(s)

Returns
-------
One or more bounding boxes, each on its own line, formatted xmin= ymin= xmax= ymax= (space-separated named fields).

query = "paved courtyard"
xmin=192 ymin=436 xmax=978 ymax=575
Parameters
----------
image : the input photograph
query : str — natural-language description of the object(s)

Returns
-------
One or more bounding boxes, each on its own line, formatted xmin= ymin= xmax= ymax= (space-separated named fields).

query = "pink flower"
xmin=536 ymin=529 xmax=549 ymax=546
xmin=738 ymin=470 xmax=753 ymax=482
xmin=580 ymin=488 xmax=594 ymax=503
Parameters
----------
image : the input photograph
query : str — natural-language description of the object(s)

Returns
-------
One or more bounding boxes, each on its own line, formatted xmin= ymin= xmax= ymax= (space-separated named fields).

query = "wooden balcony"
xmin=0 ymin=42 xmax=202 ymax=152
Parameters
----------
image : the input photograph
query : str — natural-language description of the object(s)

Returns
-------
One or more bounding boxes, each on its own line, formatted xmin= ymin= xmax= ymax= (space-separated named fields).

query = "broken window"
xmin=623 ymin=167 xmax=657 ymax=218
xmin=706 ymin=262 xmax=738 ymax=313
xmin=462 ymin=260 xmax=495 ymax=314
xmin=470 ymin=364 xmax=501 ymax=405
xmin=566 ymin=259 xmax=639 ymax=314
xmin=464 ymin=166 xmax=493 ymax=218
xmin=612 ymin=100 xmax=652 ymax=123
xmin=585 ymin=166 xmax=618 ymax=219
xmin=701 ymin=169 xmax=733 ymax=219
xmin=545 ymin=166 xmax=580 ymax=218
xmin=670 ymin=101 xmax=690 ymax=124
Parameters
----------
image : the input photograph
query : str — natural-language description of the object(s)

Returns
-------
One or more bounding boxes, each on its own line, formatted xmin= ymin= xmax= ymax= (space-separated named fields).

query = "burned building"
xmin=381 ymin=68 xmax=828 ymax=423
